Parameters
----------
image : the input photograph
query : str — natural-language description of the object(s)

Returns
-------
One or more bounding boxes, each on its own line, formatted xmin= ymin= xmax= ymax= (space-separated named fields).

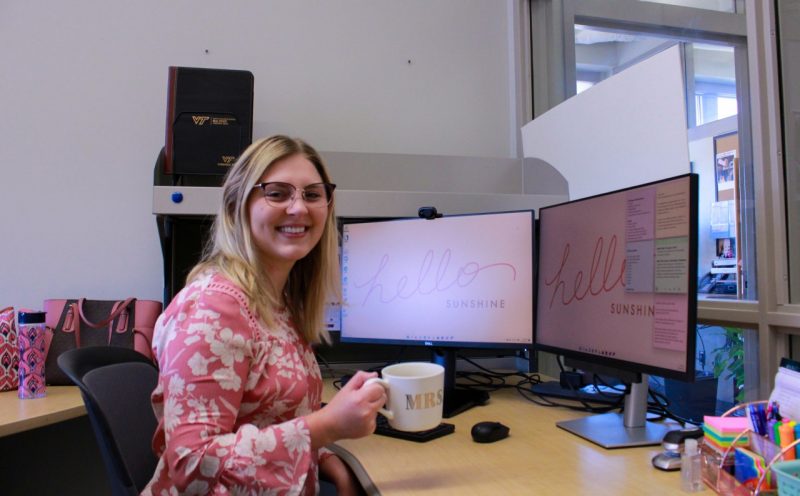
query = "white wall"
xmin=0 ymin=1 xmax=519 ymax=309
xmin=522 ymin=46 xmax=690 ymax=200
xmin=689 ymin=136 xmax=717 ymax=272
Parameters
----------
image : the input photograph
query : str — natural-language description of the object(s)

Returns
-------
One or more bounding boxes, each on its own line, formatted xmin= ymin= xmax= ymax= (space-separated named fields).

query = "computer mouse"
xmin=471 ymin=421 xmax=510 ymax=443
xmin=652 ymin=451 xmax=681 ymax=471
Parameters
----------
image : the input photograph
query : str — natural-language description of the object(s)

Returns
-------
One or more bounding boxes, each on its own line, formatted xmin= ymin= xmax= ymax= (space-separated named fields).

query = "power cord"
xmin=457 ymin=354 xmax=625 ymax=414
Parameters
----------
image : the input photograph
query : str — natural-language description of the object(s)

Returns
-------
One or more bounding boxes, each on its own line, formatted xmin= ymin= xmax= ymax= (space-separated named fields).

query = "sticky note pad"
xmin=704 ymin=416 xmax=750 ymax=434
xmin=734 ymin=447 xmax=774 ymax=490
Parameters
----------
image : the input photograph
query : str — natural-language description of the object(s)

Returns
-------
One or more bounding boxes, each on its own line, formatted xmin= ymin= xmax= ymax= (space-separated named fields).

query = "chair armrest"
xmin=325 ymin=443 xmax=381 ymax=496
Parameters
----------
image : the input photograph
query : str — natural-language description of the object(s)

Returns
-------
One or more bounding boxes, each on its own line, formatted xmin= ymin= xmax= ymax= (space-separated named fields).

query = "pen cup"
xmin=702 ymin=401 xmax=800 ymax=495
xmin=17 ymin=310 xmax=47 ymax=399
xmin=751 ymin=433 xmax=781 ymax=461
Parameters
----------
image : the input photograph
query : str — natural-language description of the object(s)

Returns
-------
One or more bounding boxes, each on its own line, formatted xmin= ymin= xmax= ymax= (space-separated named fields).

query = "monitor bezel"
xmin=339 ymin=209 xmax=536 ymax=351
xmin=533 ymin=173 xmax=698 ymax=383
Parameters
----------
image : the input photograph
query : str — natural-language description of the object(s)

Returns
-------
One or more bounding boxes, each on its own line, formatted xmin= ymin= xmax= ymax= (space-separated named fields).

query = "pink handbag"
xmin=0 ymin=306 xmax=19 ymax=391
xmin=43 ymin=298 xmax=162 ymax=385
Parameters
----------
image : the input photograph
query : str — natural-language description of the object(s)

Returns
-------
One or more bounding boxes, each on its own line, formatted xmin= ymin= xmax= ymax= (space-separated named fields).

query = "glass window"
xmin=691 ymin=44 xmax=737 ymax=125
xmin=576 ymin=80 xmax=594 ymax=94
xmin=637 ymin=0 xmax=740 ymax=13
xmin=526 ymin=0 xmax=800 ymax=409
xmin=574 ymin=25 xmax=754 ymax=301
xmin=717 ymin=96 xmax=738 ymax=120
xmin=649 ymin=324 xmax=758 ymax=421
xmin=699 ymin=324 xmax=758 ymax=407
xmin=777 ymin=0 xmax=800 ymax=302
xmin=530 ymin=0 xmax=771 ymax=398
xmin=574 ymin=26 xmax=673 ymax=92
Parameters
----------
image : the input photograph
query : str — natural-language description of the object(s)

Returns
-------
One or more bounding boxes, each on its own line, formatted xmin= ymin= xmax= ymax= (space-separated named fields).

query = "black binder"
xmin=164 ymin=66 xmax=254 ymax=176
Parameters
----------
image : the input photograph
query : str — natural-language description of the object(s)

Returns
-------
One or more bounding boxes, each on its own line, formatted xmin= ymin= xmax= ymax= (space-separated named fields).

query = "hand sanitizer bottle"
xmin=680 ymin=438 xmax=704 ymax=492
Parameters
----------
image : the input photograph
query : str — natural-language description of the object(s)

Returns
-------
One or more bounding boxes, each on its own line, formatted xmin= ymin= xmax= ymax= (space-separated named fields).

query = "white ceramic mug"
xmin=365 ymin=362 xmax=445 ymax=432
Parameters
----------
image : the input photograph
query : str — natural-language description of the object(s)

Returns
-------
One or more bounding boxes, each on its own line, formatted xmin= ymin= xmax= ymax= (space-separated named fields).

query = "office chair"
xmin=57 ymin=347 xmax=159 ymax=496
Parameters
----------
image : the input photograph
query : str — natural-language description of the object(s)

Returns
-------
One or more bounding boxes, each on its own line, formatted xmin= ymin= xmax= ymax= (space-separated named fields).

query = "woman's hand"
xmin=319 ymin=454 xmax=360 ymax=496
xmin=307 ymin=370 xmax=386 ymax=448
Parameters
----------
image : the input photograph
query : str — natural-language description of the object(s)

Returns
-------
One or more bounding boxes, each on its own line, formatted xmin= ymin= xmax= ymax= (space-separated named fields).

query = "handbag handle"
xmin=77 ymin=298 xmax=135 ymax=328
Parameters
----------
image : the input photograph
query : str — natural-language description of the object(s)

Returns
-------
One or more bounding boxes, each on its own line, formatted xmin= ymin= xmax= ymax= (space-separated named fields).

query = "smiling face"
xmin=247 ymin=153 xmax=329 ymax=286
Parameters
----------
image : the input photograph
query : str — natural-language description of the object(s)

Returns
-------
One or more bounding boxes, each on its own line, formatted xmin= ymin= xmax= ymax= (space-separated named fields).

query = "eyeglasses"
xmin=253 ymin=181 xmax=336 ymax=208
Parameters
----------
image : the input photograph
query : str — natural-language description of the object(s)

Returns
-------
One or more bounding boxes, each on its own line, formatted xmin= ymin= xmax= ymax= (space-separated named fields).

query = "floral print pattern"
xmin=142 ymin=271 xmax=326 ymax=496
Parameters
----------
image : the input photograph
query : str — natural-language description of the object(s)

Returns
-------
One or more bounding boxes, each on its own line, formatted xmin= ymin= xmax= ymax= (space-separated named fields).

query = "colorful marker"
xmin=779 ymin=422 xmax=796 ymax=461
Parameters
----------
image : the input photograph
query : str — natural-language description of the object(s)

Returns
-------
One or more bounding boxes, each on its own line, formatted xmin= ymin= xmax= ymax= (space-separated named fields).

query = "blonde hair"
xmin=187 ymin=135 xmax=339 ymax=344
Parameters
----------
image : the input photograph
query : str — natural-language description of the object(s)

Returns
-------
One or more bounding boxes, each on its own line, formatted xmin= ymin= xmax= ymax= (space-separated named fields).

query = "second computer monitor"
xmin=534 ymin=173 xmax=698 ymax=448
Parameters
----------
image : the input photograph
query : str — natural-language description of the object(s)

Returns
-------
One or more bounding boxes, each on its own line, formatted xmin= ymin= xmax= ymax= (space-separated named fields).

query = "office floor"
xmin=0 ymin=415 xmax=110 ymax=495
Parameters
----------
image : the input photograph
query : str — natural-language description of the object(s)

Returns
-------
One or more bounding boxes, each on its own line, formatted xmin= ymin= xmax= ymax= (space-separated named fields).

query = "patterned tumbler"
xmin=17 ymin=310 xmax=47 ymax=399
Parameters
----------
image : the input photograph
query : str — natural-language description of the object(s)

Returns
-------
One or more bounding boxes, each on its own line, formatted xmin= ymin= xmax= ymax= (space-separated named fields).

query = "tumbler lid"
xmin=17 ymin=311 xmax=46 ymax=324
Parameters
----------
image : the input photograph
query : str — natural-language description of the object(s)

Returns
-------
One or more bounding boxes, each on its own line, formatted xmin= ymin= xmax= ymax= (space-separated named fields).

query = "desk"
xmin=0 ymin=386 xmax=110 ymax=495
xmin=324 ymin=381 xmax=685 ymax=496
xmin=0 ymin=386 xmax=85 ymax=437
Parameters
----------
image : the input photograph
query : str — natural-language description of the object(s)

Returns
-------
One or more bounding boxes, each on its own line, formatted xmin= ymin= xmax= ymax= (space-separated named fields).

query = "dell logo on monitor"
xmin=424 ymin=341 xmax=433 ymax=346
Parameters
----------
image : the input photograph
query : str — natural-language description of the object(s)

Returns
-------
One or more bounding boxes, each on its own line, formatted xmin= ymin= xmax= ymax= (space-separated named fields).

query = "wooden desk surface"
xmin=325 ymin=381 xmax=685 ymax=496
xmin=0 ymin=386 xmax=86 ymax=437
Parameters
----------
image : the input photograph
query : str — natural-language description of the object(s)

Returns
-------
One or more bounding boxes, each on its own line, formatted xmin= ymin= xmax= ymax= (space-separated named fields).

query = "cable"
xmin=696 ymin=324 xmax=710 ymax=373
xmin=457 ymin=355 xmax=528 ymax=379
xmin=645 ymin=388 xmax=702 ymax=426
xmin=454 ymin=355 xmax=626 ymax=414
xmin=455 ymin=355 xmax=540 ymax=393
xmin=589 ymin=373 xmax=627 ymax=398
xmin=520 ymin=383 xmax=624 ymax=413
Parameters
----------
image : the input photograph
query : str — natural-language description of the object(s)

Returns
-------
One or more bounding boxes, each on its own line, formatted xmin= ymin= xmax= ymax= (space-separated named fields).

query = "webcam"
xmin=418 ymin=206 xmax=443 ymax=220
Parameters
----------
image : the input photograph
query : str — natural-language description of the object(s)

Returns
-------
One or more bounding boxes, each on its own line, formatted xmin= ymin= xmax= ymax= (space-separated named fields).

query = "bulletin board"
xmin=715 ymin=132 xmax=739 ymax=202
xmin=713 ymin=132 xmax=742 ymax=297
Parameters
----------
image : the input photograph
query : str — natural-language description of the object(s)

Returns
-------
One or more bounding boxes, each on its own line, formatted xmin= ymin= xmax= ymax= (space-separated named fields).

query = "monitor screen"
xmin=340 ymin=210 xmax=535 ymax=349
xmin=534 ymin=174 xmax=698 ymax=448
xmin=340 ymin=210 xmax=535 ymax=417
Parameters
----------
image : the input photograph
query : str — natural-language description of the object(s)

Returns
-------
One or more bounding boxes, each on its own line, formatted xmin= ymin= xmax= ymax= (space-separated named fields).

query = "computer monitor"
xmin=535 ymin=173 xmax=698 ymax=448
xmin=340 ymin=210 xmax=535 ymax=417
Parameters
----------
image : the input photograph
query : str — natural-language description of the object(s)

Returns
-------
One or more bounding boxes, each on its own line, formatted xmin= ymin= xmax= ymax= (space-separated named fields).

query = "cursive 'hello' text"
xmin=355 ymin=249 xmax=517 ymax=305
xmin=544 ymin=235 xmax=626 ymax=309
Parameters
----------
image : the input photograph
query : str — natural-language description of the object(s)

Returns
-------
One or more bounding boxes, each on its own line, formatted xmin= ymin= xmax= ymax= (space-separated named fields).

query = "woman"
xmin=143 ymin=135 xmax=386 ymax=495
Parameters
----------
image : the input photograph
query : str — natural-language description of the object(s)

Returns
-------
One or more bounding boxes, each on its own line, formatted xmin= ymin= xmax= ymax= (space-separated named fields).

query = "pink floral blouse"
xmin=142 ymin=271 xmax=329 ymax=495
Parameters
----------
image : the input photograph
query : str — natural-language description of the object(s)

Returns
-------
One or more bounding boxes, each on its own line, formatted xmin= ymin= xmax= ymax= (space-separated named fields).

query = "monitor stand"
xmin=555 ymin=375 xmax=671 ymax=449
xmin=431 ymin=348 xmax=489 ymax=418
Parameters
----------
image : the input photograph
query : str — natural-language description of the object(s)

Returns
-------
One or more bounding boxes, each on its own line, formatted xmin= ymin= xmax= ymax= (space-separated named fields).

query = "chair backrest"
xmin=58 ymin=347 xmax=159 ymax=496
